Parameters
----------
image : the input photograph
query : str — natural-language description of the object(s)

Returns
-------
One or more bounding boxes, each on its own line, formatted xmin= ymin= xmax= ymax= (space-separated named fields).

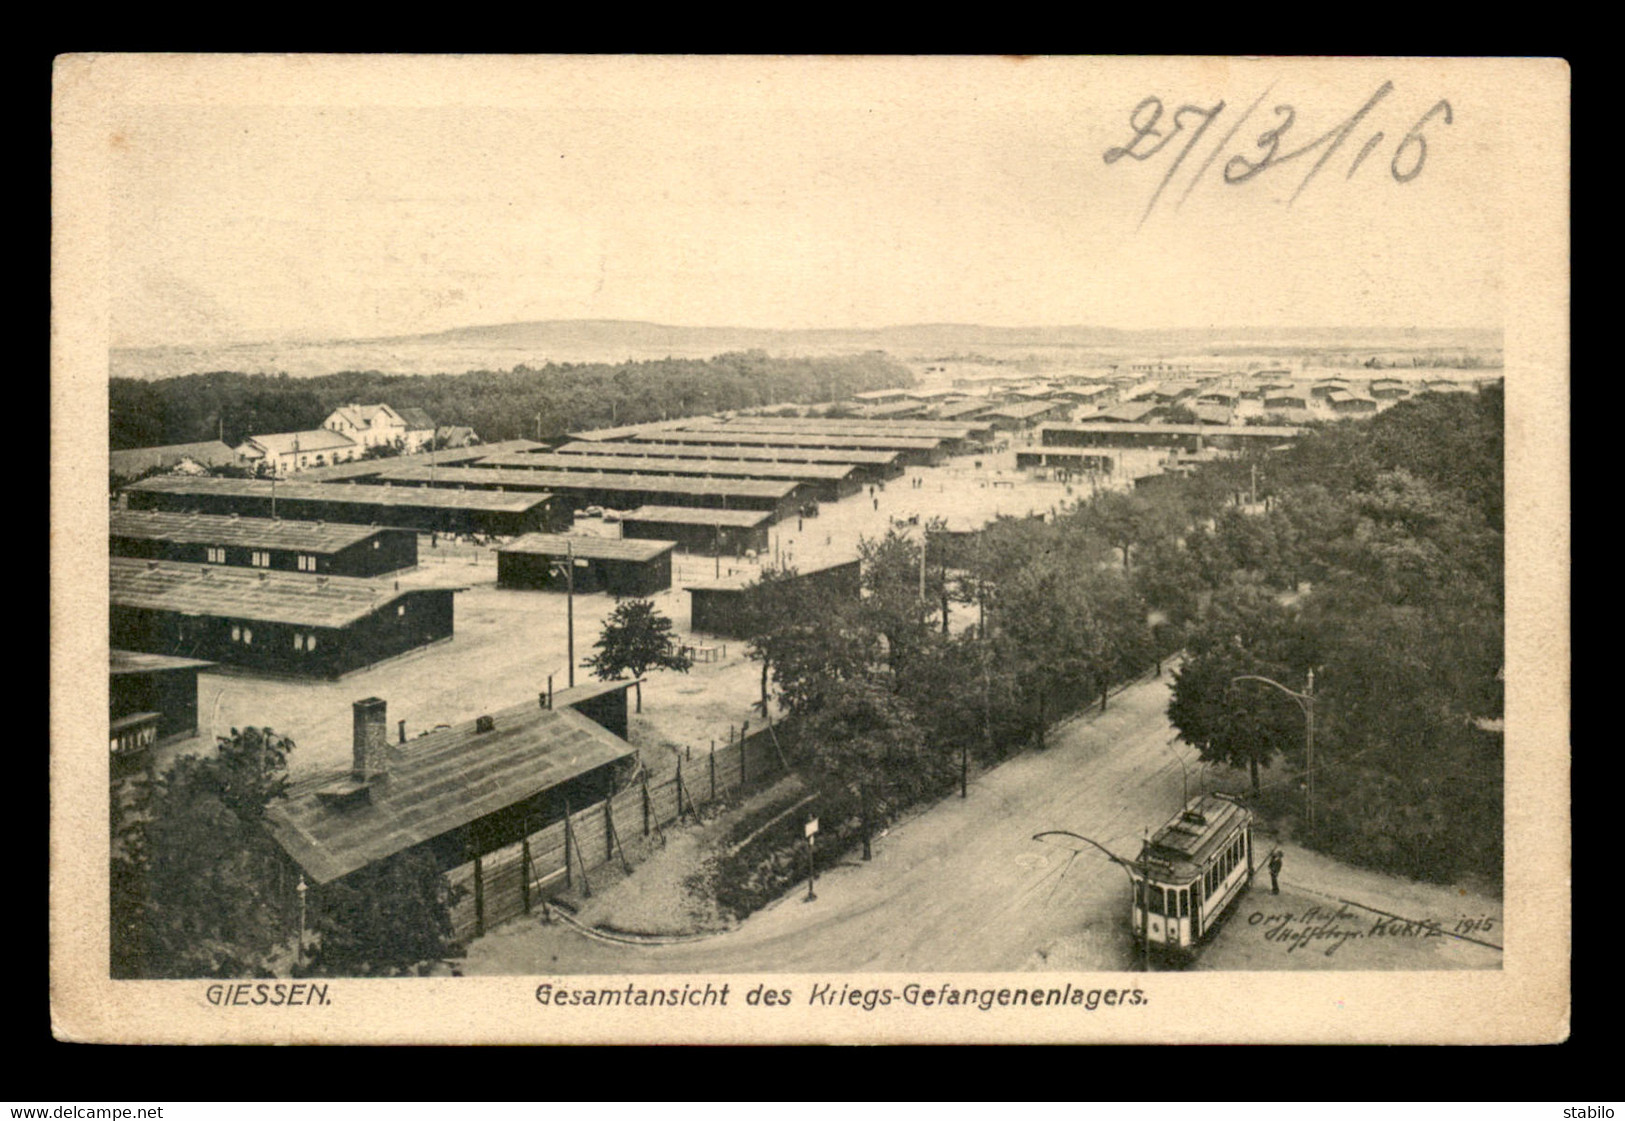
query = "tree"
xmin=999 ymin=557 xmax=1152 ymax=744
xmin=1166 ymin=581 xmax=1307 ymax=795
xmin=121 ymin=727 xmax=298 ymax=978
xmin=582 ymin=598 xmax=693 ymax=711
xmin=858 ymin=526 xmax=940 ymax=673
xmin=307 ymin=848 xmax=463 ymax=976
xmin=1075 ymin=490 xmax=1176 ymax=571
xmin=742 ymin=566 xmax=879 ymax=717
xmin=799 ymin=678 xmax=941 ymax=860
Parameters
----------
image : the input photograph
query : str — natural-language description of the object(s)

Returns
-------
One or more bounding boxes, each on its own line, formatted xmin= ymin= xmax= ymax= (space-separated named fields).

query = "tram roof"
xmin=1138 ymin=793 xmax=1251 ymax=878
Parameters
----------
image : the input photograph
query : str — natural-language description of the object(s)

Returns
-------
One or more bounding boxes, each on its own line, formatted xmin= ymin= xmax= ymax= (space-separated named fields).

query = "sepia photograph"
xmin=52 ymin=54 xmax=1568 ymax=1044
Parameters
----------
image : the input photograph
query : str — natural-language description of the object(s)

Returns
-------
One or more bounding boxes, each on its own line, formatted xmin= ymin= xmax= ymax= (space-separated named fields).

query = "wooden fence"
xmin=447 ymin=721 xmax=792 ymax=942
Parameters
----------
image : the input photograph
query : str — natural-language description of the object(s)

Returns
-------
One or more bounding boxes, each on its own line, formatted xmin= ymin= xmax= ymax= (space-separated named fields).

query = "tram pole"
xmin=1032 ymin=830 xmax=1151 ymax=973
xmin=1142 ymin=827 xmax=1151 ymax=974
xmin=1231 ymin=671 xmax=1317 ymax=832
xmin=549 ymin=542 xmax=578 ymax=688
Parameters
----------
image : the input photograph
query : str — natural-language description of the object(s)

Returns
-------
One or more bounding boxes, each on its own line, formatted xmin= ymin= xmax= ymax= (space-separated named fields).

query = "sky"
xmin=104 ymin=56 xmax=1506 ymax=348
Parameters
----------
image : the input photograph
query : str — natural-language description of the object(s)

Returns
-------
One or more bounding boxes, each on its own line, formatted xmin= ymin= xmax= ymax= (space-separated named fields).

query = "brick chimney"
xmin=352 ymin=697 xmax=389 ymax=780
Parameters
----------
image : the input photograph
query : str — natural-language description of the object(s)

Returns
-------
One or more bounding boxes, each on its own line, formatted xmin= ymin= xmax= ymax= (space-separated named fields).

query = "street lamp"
xmin=1231 ymin=670 xmax=1316 ymax=830
xmin=804 ymin=815 xmax=819 ymax=902
xmin=295 ymin=875 xmax=308 ymax=971
xmin=1032 ymin=830 xmax=1151 ymax=972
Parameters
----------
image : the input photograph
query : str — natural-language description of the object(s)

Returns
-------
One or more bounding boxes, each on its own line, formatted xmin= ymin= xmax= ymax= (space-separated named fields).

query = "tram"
xmin=1130 ymin=792 xmax=1255 ymax=955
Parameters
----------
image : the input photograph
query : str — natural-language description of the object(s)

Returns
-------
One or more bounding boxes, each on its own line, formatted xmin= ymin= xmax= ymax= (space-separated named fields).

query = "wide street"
xmin=464 ymin=662 xmax=1502 ymax=976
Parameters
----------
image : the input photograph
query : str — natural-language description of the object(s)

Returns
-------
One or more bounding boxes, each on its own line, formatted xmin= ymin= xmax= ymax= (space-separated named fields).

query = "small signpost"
xmin=804 ymin=816 xmax=819 ymax=902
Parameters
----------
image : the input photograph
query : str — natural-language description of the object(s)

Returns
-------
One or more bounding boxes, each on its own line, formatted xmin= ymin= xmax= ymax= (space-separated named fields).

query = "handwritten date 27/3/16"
xmin=1104 ymin=81 xmax=1453 ymax=226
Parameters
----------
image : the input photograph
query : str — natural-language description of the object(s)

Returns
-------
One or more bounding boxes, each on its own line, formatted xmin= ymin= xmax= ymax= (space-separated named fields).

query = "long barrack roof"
xmin=109 ymin=440 xmax=241 ymax=477
xmin=1038 ymin=422 xmax=1306 ymax=439
xmin=110 ymin=649 xmax=216 ymax=675
xmin=979 ymin=400 xmax=1070 ymax=419
xmin=110 ymin=510 xmax=402 ymax=553
xmin=498 ymin=533 xmax=677 ymax=562
xmin=264 ymin=700 xmax=635 ymax=884
xmin=554 ymin=440 xmax=901 ymax=467
xmin=110 ymin=557 xmax=441 ymax=629
xmin=701 ymin=418 xmax=978 ymax=439
xmin=472 ymin=451 xmax=857 ymax=481
xmin=622 ymin=429 xmax=944 ymax=452
xmin=374 ymin=465 xmax=800 ymax=500
xmin=685 ymin=555 xmax=859 ymax=592
xmin=620 ymin=505 xmax=775 ymax=528
xmin=123 ymin=475 xmax=553 ymax=512
xmin=292 ymin=439 xmax=546 ymax=482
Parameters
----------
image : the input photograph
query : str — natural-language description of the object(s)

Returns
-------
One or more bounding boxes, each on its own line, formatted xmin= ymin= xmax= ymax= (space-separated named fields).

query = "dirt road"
xmin=466 ymin=667 xmax=1503 ymax=975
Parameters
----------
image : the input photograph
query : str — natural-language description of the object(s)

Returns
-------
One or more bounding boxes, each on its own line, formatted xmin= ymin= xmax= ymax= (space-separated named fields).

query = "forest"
xmin=107 ymin=350 xmax=912 ymax=450
xmin=729 ymin=386 xmax=1504 ymax=893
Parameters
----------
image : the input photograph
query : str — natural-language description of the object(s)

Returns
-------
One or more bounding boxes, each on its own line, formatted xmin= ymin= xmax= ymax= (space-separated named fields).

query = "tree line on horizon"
xmin=107 ymin=350 xmax=914 ymax=451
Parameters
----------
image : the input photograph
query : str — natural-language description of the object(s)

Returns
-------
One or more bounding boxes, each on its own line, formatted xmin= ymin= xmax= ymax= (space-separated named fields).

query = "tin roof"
xmin=982 ymin=400 xmax=1067 ymax=419
xmin=473 ymin=451 xmax=857 ymax=481
xmin=568 ymin=420 xmax=695 ymax=442
xmin=294 ymin=439 xmax=543 ymax=482
xmin=376 ymin=465 xmax=799 ymax=500
xmin=640 ymin=430 xmax=943 ymax=451
xmin=110 ymin=649 xmax=216 ymax=675
xmin=557 ymin=441 xmax=901 ymax=467
xmin=110 ymin=510 xmax=398 ymax=554
xmin=124 ymin=475 xmax=552 ymax=513
xmin=686 ymin=556 xmax=860 ymax=592
xmin=264 ymin=700 xmax=636 ymax=884
xmin=110 ymin=557 xmax=443 ymax=629
xmin=499 ymin=533 xmax=676 ymax=562
xmin=1041 ymin=422 xmax=1305 ymax=439
xmin=109 ymin=440 xmax=241 ymax=477
xmin=709 ymin=418 xmax=976 ymax=439
xmin=242 ymin=429 xmax=359 ymax=457
xmin=621 ymin=506 xmax=775 ymax=528
xmin=858 ymin=402 xmax=930 ymax=419
xmin=1096 ymin=402 xmax=1161 ymax=422
xmin=933 ymin=400 xmax=995 ymax=419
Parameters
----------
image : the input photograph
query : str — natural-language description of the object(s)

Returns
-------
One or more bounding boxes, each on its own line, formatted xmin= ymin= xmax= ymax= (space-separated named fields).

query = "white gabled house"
xmin=235 ymin=429 xmax=361 ymax=476
xmin=323 ymin=403 xmax=411 ymax=451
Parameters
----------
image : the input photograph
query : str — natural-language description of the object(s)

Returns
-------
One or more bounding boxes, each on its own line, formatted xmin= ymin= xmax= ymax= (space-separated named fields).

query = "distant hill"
xmin=358 ymin=319 xmax=1500 ymax=352
xmin=111 ymin=319 xmax=1503 ymax=381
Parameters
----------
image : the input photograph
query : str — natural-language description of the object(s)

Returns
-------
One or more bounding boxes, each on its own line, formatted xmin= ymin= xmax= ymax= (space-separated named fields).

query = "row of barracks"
xmin=110 ymin=510 xmax=419 ymax=578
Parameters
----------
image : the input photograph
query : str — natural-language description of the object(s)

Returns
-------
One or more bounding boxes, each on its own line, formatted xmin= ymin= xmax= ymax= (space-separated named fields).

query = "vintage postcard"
xmin=51 ymin=54 xmax=1569 ymax=1044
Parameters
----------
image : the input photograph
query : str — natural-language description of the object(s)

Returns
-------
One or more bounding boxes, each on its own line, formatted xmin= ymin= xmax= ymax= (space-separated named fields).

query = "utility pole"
xmin=566 ymin=540 xmax=575 ymax=687
xmin=549 ymin=540 xmax=578 ymax=687
xmin=1232 ymin=670 xmax=1317 ymax=831
xmin=1167 ymin=736 xmax=1190 ymax=807
xmin=295 ymin=876 xmax=307 ymax=971
xmin=1304 ymin=668 xmax=1315 ymax=831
